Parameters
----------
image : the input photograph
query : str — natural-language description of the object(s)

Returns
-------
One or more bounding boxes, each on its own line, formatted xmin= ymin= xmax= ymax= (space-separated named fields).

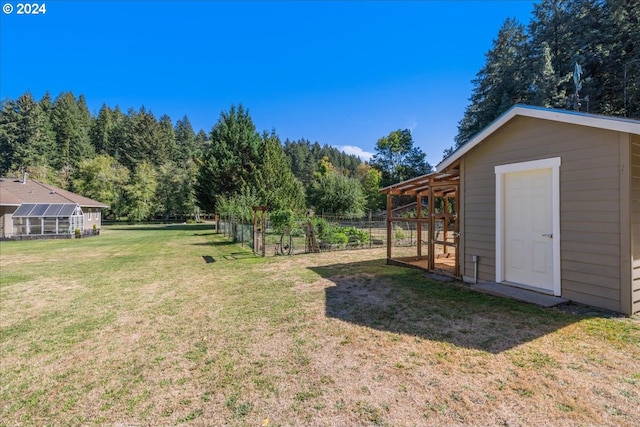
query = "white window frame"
xmin=495 ymin=157 xmax=562 ymax=296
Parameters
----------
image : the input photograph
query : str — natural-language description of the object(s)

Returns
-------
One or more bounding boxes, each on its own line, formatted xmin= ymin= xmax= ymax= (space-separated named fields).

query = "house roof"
xmin=0 ymin=178 xmax=109 ymax=208
xmin=437 ymin=104 xmax=640 ymax=172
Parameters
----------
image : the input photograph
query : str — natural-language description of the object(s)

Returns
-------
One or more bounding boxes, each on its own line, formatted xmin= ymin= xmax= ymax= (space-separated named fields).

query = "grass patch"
xmin=1 ymin=224 xmax=639 ymax=425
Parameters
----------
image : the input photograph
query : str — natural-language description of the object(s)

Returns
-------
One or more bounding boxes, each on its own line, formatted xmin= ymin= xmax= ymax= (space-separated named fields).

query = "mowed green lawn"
xmin=1 ymin=224 xmax=639 ymax=426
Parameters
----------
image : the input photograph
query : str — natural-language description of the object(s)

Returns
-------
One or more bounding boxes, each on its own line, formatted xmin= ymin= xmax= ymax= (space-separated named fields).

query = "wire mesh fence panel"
xmin=217 ymin=213 xmax=389 ymax=257
xmin=387 ymin=219 xmax=432 ymax=259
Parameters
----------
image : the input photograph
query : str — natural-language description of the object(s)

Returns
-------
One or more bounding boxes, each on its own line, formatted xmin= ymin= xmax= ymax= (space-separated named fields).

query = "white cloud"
xmin=407 ymin=116 xmax=418 ymax=132
xmin=339 ymin=145 xmax=374 ymax=162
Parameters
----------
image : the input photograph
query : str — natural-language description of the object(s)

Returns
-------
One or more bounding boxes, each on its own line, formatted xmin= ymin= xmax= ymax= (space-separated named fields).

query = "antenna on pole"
xmin=573 ymin=61 xmax=583 ymax=111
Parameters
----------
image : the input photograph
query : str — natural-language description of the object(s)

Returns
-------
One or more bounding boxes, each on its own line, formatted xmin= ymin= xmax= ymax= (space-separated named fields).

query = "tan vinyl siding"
xmin=0 ymin=206 xmax=15 ymax=238
xmin=462 ymin=116 xmax=624 ymax=311
xmin=631 ymin=134 xmax=640 ymax=314
xmin=462 ymin=157 xmax=496 ymax=281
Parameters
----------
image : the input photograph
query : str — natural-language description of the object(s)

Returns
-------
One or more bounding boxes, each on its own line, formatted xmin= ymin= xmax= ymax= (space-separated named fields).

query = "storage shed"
xmin=382 ymin=105 xmax=640 ymax=315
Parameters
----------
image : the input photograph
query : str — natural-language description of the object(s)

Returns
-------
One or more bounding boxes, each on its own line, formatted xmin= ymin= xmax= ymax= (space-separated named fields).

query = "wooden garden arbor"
xmin=379 ymin=169 xmax=460 ymax=277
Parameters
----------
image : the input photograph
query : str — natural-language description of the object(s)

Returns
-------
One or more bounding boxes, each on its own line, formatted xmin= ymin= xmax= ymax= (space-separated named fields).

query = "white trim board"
xmin=495 ymin=157 xmax=561 ymax=296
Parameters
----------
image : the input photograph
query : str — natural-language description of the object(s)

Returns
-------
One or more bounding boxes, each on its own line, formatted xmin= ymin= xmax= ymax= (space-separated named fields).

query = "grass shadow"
xmin=194 ymin=236 xmax=257 ymax=261
xmin=191 ymin=240 xmax=237 ymax=247
xmin=312 ymin=259 xmax=596 ymax=354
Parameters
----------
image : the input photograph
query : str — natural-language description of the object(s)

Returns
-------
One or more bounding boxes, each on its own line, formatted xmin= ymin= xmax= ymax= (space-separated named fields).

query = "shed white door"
xmin=503 ymin=168 xmax=554 ymax=292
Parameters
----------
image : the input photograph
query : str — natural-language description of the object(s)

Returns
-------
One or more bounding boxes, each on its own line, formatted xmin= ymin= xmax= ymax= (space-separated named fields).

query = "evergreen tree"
xmin=283 ymin=138 xmax=362 ymax=186
xmin=121 ymin=106 xmax=161 ymax=169
xmin=456 ymin=18 xmax=529 ymax=146
xmin=528 ymin=0 xmax=573 ymax=97
xmin=77 ymin=94 xmax=92 ymax=136
xmin=174 ymin=115 xmax=198 ymax=163
xmin=197 ymin=104 xmax=262 ymax=212
xmin=528 ymin=42 xmax=566 ymax=107
xmin=50 ymin=91 xmax=95 ymax=184
xmin=608 ymin=0 xmax=640 ymax=117
xmin=0 ymin=92 xmax=54 ymax=176
xmin=284 ymin=138 xmax=317 ymax=187
xmin=106 ymin=106 xmax=127 ymax=162
xmin=157 ymin=114 xmax=176 ymax=164
xmin=38 ymin=91 xmax=53 ymax=117
xmin=89 ymin=104 xmax=114 ymax=154
xmin=194 ymin=129 xmax=209 ymax=160
xmin=450 ymin=0 xmax=640 ymax=156
xmin=258 ymin=131 xmax=306 ymax=212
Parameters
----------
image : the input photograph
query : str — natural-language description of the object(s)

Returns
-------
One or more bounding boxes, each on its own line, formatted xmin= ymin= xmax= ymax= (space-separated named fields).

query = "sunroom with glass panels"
xmin=12 ymin=203 xmax=84 ymax=236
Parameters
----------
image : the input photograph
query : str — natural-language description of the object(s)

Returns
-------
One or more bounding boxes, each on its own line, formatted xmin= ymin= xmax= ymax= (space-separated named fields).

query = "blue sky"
xmin=0 ymin=1 xmax=536 ymax=166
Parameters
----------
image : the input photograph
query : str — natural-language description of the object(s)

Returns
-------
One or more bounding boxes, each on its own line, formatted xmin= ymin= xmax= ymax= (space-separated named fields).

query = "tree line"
xmin=452 ymin=0 xmax=639 ymax=154
xmin=10 ymin=1 xmax=631 ymax=218
xmin=0 ymin=91 xmax=432 ymax=221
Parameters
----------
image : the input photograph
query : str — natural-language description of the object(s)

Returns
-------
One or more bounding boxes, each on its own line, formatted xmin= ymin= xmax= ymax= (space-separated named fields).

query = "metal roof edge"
xmin=436 ymin=105 xmax=640 ymax=172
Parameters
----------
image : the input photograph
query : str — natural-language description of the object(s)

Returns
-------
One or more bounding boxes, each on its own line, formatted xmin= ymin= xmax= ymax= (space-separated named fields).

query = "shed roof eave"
xmin=436 ymin=104 xmax=640 ymax=172
xmin=379 ymin=171 xmax=459 ymax=196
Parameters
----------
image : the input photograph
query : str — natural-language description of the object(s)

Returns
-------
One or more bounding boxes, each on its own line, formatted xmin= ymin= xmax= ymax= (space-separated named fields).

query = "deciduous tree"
xmin=72 ymin=154 xmax=129 ymax=216
xmin=125 ymin=161 xmax=158 ymax=221
xmin=370 ymin=129 xmax=431 ymax=187
xmin=307 ymin=160 xmax=366 ymax=217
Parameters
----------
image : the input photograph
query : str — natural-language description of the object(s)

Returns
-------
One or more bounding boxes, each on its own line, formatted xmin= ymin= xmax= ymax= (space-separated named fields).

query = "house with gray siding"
xmin=382 ymin=105 xmax=640 ymax=315
xmin=0 ymin=175 xmax=108 ymax=239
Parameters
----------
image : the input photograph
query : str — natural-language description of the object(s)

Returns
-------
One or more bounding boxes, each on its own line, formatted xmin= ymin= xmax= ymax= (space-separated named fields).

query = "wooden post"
xmin=454 ymin=188 xmax=460 ymax=277
xmin=416 ymin=195 xmax=422 ymax=258
xmin=252 ymin=206 xmax=268 ymax=257
xmin=261 ymin=209 xmax=266 ymax=258
xmin=386 ymin=193 xmax=392 ymax=260
xmin=253 ymin=209 xmax=259 ymax=255
xmin=428 ymin=184 xmax=435 ymax=271
xmin=443 ymin=194 xmax=449 ymax=255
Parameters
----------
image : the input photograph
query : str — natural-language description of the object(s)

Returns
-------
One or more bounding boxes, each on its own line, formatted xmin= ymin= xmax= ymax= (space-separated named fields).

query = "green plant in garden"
xmin=309 ymin=217 xmax=345 ymax=245
xmin=342 ymin=226 xmax=370 ymax=246
xmin=327 ymin=231 xmax=348 ymax=245
xmin=270 ymin=210 xmax=294 ymax=234
xmin=310 ymin=217 xmax=330 ymax=239
xmin=394 ymin=225 xmax=405 ymax=242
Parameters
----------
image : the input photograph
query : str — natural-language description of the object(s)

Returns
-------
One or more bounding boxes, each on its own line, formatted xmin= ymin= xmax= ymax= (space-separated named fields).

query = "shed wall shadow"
xmin=313 ymin=259 xmax=589 ymax=354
